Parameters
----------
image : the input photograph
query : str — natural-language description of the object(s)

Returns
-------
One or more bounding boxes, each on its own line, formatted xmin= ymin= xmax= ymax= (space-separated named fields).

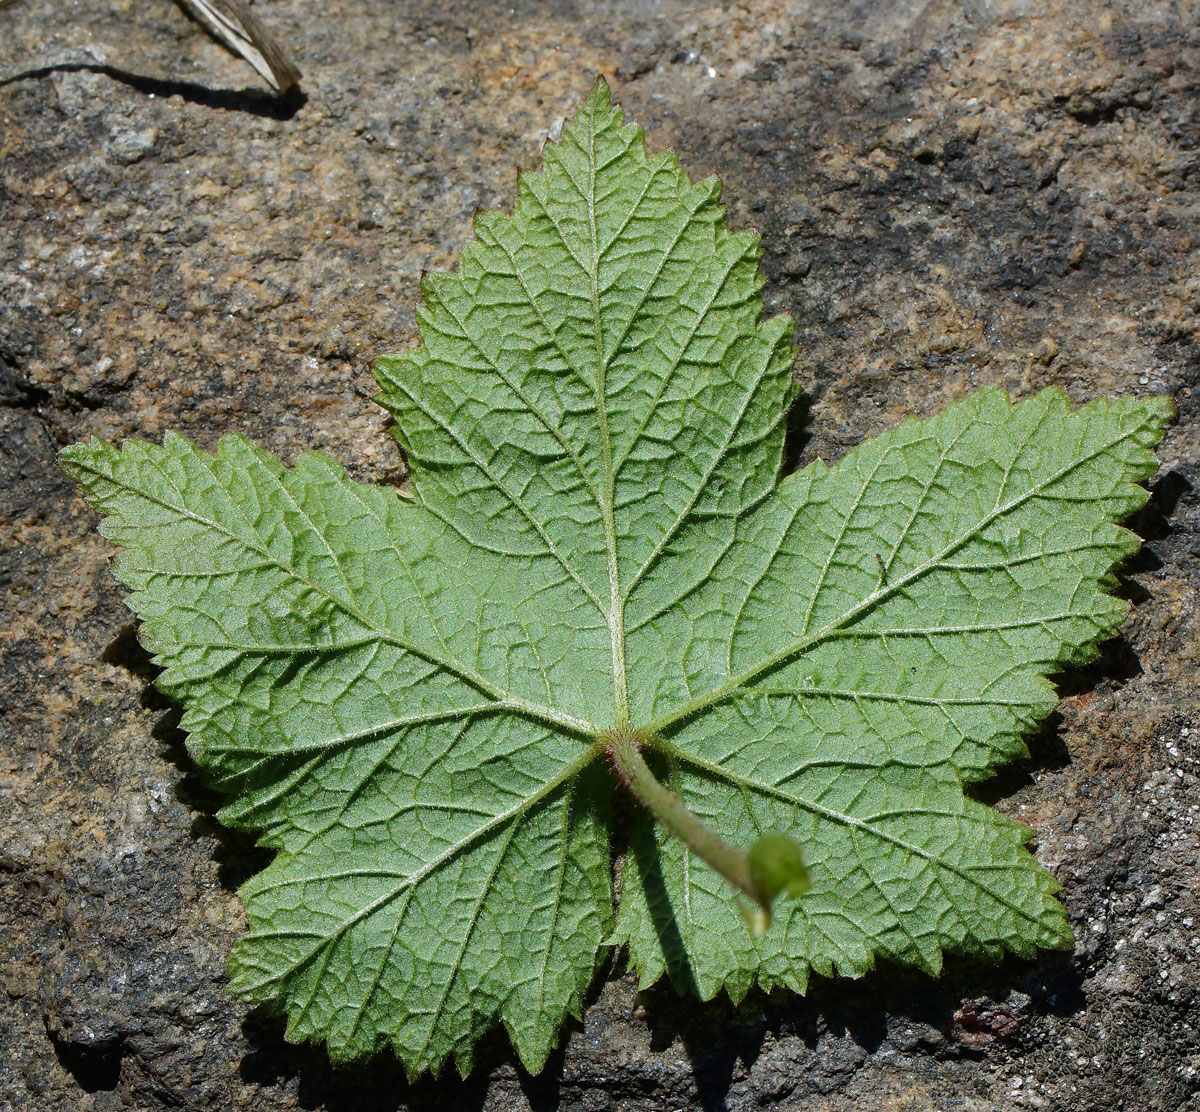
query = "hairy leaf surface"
xmin=62 ymin=80 xmax=1172 ymax=1076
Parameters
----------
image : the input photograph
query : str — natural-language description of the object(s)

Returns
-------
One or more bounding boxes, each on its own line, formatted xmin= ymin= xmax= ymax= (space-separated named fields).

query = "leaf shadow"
xmin=237 ymin=965 xmax=618 ymax=1112
xmin=102 ymin=623 xmax=272 ymax=890
xmin=968 ymin=467 xmax=1189 ymax=798
xmin=638 ymin=948 xmax=1086 ymax=1109
xmin=630 ymin=819 xmax=701 ymax=1000
xmin=238 ymin=1009 xmax=493 ymax=1112
xmin=639 ymin=985 xmax=780 ymax=1112
xmin=237 ymin=982 xmax=609 ymax=1112
xmin=1101 ymin=468 xmax=1189 ymax=589
xmin=965 ymin=710 xmax=1072 ymax=807
xmin=1124 ymin=469 xmax=1190 ymax=551
xmin=780 ymin=388 xmax=814 ymax=477
xmin=511 ymin=949 xmax=618 ymax=1112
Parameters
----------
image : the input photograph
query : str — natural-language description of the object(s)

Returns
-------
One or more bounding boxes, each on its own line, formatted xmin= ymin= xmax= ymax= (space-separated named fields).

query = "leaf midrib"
xmin=583 ymin=103 xmax=630 ymax=729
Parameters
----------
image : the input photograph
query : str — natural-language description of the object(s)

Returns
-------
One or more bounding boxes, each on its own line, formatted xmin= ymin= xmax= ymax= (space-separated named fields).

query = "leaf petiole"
xmin=605 ymin=727 xmax=810 ymax=932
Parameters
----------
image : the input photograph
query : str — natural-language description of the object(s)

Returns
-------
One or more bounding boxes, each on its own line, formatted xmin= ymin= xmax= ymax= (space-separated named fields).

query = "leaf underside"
xmin=61 ymin=80 xmax=1172 ymax=1078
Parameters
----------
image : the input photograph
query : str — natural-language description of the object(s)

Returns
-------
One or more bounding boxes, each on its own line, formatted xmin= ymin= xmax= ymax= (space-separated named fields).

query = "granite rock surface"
xmin=1 ymin=0 xmax=1198 ymax=1109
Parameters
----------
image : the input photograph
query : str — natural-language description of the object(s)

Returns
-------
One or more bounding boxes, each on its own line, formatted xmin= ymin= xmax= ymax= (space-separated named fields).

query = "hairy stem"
xmin=607 ymin=726 xmax=767 ymax=910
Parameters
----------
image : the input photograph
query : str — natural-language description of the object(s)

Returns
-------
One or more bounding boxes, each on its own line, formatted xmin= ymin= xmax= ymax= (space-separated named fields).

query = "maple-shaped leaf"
xmin=61 ymin=80 xmax=1172 ymax=1077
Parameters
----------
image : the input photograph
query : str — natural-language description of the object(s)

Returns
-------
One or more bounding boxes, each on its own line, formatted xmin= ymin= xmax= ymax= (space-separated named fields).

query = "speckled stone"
xmin=2 ymin=1 xmax=1197 ymax=1109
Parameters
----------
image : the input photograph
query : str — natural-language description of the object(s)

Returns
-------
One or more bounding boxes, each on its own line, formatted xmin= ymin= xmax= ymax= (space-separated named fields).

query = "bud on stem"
xmin=604 ymin=726 xmax=810 ymax=932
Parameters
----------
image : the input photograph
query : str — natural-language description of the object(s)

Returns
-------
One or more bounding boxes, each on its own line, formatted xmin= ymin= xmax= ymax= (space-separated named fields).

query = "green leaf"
xmin=61 ymin=79 xmax=1172 ymax=1077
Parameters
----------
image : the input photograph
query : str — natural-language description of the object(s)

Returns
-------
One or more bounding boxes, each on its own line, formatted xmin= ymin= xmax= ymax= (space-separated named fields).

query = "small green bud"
xmin=749 ymin=833 xmax=811 ymax=904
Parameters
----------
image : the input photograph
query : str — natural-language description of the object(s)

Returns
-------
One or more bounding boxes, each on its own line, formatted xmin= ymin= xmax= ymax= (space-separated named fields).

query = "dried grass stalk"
xmin=177 ymin=0 xmax=301 ymax=91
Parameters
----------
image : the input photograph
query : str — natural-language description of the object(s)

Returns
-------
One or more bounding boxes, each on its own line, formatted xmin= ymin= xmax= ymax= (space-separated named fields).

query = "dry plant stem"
xmin=177 ymin=0 xmax=301 ymax=91
xmin=606 ymin=727 xmax=766 ymax=910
